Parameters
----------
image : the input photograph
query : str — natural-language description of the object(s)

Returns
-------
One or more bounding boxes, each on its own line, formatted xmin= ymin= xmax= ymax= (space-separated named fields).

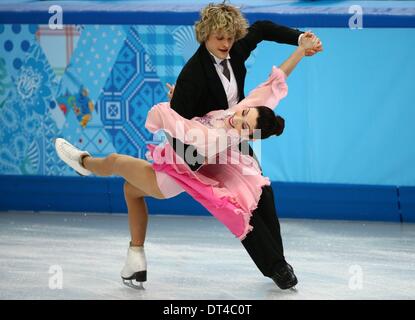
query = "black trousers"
xmin=170 ymin=138 xmax=287 ymax=277
xmin=241 ymin=185 xmax=286 ymax=277
xmin=240 ymin=142 xmax=286 ymax=277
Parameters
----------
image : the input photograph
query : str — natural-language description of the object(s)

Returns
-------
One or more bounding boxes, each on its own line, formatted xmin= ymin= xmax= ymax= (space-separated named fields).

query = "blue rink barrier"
xmin=1 ymin=1 xmax=415 ymax=27
xmin=0 ymin=175 xmax=404 ymax=222
xmin=399 ymin=187 xmax=415 ymax=222
xmin=273 ymin=182 xmax=400 ymax=222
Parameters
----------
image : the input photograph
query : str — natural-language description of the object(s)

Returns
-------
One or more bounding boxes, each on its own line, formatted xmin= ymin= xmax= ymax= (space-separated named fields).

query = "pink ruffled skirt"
xmin=148 ymin=143 xmax=270 ymax=240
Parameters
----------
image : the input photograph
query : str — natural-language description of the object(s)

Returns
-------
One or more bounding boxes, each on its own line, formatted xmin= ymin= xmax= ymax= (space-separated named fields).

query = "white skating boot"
xmin=54 ymin=138 xmax=92 ymax=176
xmin=121 ymin=244 xmax=147 ymax=289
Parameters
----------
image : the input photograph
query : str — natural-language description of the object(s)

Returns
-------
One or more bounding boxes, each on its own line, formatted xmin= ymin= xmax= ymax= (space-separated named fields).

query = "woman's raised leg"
xmin=54 ymin=139 xmax=162 ymax=287
xmin=82 ymin=153 xmax=165 ymax=199
xmin=82 ymin=154 xmax=167 ymax=287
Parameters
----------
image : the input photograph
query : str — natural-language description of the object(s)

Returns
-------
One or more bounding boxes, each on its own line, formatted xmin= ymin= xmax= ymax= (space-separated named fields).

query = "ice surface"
xmin=0 ymin=211 xmax=414 ymax=300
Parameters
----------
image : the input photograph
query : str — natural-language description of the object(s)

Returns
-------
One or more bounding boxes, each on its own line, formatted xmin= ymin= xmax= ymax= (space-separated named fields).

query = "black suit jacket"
xmin=169 ymin=20 xmax=303 ymax=170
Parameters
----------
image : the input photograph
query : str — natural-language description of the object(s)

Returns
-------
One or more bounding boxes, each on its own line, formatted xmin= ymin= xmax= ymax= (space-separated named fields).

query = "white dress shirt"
xmin=208 ymin=51 xmax=239 ymax=109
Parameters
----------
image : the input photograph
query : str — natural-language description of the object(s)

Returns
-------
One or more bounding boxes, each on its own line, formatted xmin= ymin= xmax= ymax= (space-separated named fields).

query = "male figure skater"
xmin=167 ymin=2 xmax=323 ymax=289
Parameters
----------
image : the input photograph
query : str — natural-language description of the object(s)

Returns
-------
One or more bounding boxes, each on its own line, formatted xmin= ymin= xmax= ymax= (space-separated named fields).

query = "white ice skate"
xmin=121 ymin=245 xmax=147 ymax=290
xmin=54 ymin=138 xmax=91 ymax=176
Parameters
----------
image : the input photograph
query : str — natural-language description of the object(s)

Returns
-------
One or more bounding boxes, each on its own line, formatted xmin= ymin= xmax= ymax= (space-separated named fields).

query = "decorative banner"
xmin=58 ymin=25 xmax=127 ymax=103
xmin=36 ymin=24 xmax=81 ymax=81
xmin=0 ymin=24 xmax=38 ymax=82
xmin=134 ymin=25 xmax=187 ymax=87
xmin=97 ymin=26 xmax=165 ymax=159
xmin=0 ymin=41 xmax=66 ymax=176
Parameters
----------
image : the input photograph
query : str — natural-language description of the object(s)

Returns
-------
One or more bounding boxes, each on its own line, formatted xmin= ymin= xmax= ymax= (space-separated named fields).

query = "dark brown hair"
xmin=249 ymin=106 xmax=285 ymax=139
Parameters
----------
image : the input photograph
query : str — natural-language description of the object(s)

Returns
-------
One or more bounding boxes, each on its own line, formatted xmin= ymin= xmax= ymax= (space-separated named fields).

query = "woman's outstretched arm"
xmin=230 ymin=32 xmax=319 ymax=111
xmin=279 ymin=31 xmax=317 ymax=77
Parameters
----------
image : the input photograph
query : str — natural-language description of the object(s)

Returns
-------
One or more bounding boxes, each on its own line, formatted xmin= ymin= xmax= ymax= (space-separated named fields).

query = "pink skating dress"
xmin=145 ymin=66 xmax=288 ymax=240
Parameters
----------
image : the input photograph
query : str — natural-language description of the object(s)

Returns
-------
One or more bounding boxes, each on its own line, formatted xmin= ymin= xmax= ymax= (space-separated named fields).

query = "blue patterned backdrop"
xmin=0 ymin=23 xmax=201 ymax=176
xmin=1 ymin=22 xmax=414 ymax=187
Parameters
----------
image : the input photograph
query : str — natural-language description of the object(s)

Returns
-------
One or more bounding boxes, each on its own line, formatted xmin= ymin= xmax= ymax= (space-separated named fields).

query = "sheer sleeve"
xmin=145 ymin=102 xmax=243 ymax=158
xmin=231 ymin=66 xmax=288 ymax=111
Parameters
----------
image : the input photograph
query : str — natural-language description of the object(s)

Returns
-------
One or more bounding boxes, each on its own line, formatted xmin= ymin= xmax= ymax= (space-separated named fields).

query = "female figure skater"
xmin=55 ymin=35 xmax=315 ymax=289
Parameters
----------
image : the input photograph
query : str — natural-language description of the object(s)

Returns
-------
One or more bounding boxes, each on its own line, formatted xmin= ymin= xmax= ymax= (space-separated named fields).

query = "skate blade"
xmin=289 ymin=286 xmax=298 ymax=292
xmin=122 ymin=279 xmax=145 ymax=290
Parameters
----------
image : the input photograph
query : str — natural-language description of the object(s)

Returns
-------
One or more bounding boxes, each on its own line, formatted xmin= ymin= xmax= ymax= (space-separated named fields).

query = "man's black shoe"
xmin=271 ymin=263 xmax=298 ymax=290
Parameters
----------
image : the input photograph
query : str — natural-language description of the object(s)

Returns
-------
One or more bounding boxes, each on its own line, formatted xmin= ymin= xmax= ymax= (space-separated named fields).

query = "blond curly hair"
xmin=194 ymin=2 xmax=249 ymax=43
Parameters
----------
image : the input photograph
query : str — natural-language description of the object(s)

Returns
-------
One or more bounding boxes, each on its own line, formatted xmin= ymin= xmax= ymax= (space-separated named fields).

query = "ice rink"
xmin=0 ymin=211 xmax=414 ymax=300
